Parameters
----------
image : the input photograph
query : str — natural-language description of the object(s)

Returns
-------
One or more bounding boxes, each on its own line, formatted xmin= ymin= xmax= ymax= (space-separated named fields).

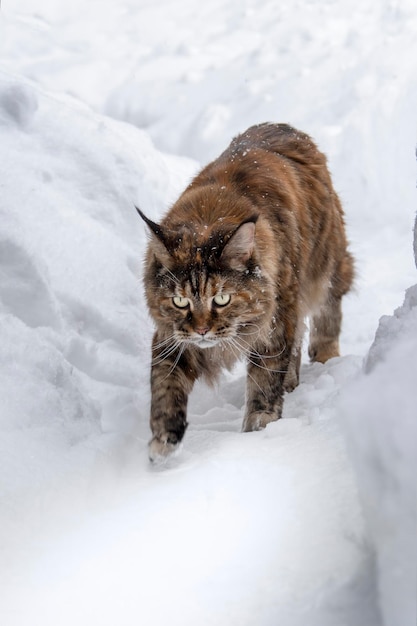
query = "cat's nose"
xmin=195 ymin=327 xmax=210 ymax=336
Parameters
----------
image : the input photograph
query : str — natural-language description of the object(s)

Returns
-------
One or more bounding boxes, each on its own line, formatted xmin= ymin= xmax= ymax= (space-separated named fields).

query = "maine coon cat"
xmin=137 ymin=123 xmax=354 ymax=462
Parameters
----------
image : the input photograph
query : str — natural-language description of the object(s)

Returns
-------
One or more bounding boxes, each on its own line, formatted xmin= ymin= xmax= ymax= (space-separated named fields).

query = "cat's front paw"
xmin=242 ymin=412 xmax=278 ymax=432
xmin=148 ymin=436 xmax=180 ymax=463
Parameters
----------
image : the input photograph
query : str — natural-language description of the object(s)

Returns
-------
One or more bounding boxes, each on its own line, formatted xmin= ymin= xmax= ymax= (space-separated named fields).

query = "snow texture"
xmin=341 ymin=285 xmax=417 ymax=626
xmin=0 ymin=1 xmax=416 ymax=625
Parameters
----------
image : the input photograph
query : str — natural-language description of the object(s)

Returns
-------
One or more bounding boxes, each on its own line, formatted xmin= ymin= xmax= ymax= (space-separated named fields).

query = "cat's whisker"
xmin=246 ymin=370 xmax=268 ymax=399
xmin=160 ymin=265 xmax=180 ymax=286
xmin=152 ymin=338 xmax=179 ymax=355
xmin=151 ymin=340 xmax=182 ymax=365
xmin=151 ymin=352 xmax=178 ymax=366
xmin=220 ymin=337 xmax=241 ymax=359
xmin=238 ymin=322 xmax=263 ymax=337
xmin=229 ymin=337 xmax=287 ymax=374
xmin=224 ymin=339 xmax=268 ymax=399
xmin=162 ymin=344 xmax=186 ymax=381
xmin=153 ymin=335 xmax=178 ymax=350
xmin=248 ymin=345 xmax=287 ymax=360
xmin=236 ymin=333 xmax=287 ymax=360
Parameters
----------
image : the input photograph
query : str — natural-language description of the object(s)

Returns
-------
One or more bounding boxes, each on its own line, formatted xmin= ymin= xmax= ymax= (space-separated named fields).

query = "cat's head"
xmin=137 ymin=207 xmax=275 ymax=350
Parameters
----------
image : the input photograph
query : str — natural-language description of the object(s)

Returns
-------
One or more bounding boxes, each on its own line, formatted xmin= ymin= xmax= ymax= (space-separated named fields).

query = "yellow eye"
xmin=213 ymin=294 xmax=231 ymax=307
xmin=173 ymin=296 xmax=190 ymax=309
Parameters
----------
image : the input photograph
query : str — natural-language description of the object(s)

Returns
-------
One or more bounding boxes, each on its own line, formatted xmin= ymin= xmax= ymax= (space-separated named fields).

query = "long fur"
xmin=138 ymin=123 xmax=354 ymax=461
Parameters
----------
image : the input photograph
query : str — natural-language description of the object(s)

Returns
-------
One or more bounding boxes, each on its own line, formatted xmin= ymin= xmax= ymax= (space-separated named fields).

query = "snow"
xmin=340 ymin=284 xmax=417 ymax=626
xmin=0 ymin=1 xmax=416 ymax=625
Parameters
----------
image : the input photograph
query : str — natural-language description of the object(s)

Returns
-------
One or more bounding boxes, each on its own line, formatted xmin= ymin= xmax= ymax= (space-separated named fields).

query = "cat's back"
xmin=221 ymin=122 xmax=326 ymax=170
xmin=158 ymin=122 xmax=349 ymax=289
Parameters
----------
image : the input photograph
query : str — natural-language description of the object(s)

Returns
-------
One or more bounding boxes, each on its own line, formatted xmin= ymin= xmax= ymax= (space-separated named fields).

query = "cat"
xmin=137 ymin=123 xmax=354 ymax=462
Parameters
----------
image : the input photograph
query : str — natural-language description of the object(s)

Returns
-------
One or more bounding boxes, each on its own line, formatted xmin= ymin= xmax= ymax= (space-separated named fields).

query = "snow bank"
xmin=0 ymin=71 xmax=196 ymax=574
xmin=340 ymin=282 xmax=417 ymax=626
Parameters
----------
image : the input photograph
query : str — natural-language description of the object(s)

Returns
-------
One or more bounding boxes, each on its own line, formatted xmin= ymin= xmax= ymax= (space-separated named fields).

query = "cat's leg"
xmin=148 ymin=334 xmax=197 ymax=461
xmin=308 ymin=294 xmax=341 ymax=363
xmin=309 ymin=252 xmax=354 ymax=363
xmin=242 ymin=325 xmax=294 ymax=432
xmin=283 ymin=344 xmax=301 ymax=392
xmin=283 ymin=320 xmax=305 ymax=392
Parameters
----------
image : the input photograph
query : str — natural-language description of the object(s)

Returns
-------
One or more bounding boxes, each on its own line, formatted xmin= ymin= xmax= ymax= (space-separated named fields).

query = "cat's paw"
xmin=242 ymin=412 xmax=278 ymax=432
xmin=283 ymin=373 xmax=299 ymax=393
xmin=308 ymin=340 xmax=340 ymax=364
xmin=148 ymin=436 xmax=180 ymax=463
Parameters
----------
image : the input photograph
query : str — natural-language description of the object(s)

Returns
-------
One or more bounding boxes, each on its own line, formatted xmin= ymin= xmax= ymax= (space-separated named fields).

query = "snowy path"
xmin=0 ymin=1 xmax=416 ymax=625
xmin=0 ymin=76 xmax=373 ymax=626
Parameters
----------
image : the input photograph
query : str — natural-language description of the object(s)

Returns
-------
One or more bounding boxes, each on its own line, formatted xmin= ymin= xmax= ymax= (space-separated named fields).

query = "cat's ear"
xmin=136 ymin=207 xmax=167 ymax=246
xmin=136 ymin=207 xmax=171 ymax=260
xmin=220 ymin=217 xmax=257 ymax=270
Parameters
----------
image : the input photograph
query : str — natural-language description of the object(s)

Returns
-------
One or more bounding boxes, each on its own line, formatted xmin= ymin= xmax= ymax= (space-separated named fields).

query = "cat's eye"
xmin=213 ymin=294 xmax=231 ymax=307
xmin=173 ymin=296 xmax=190 ymax=309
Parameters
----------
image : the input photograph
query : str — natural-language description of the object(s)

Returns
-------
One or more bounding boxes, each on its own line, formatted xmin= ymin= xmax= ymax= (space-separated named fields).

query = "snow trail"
xmin=1 ymin=1 xmax=416 ymax=624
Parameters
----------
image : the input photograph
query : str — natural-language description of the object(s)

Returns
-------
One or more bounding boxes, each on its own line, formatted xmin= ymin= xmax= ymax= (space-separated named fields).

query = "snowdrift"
xmin=341 ymin=280 xmax=417 ymax=626
xmin=1 ymin=0 xmax=416 ymax=619
xmin=0 ymin=71 xmax=196 ymax=572
xmin=0 ymin=73 xmax=380 ymax=626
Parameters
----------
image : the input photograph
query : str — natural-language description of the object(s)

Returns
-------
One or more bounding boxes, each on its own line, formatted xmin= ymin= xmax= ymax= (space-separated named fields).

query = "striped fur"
xmin=138 ymin=123 xmax=354 ymax=461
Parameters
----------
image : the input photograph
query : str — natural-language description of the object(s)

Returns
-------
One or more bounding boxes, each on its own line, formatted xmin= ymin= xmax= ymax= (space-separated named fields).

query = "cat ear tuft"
xmin=136 ymin=207 xmax=166 ymax=245
xmin=220 ymin=217 xmax=257 ymax=270
xmin=135 ymin=206 xmax=172 ymax=260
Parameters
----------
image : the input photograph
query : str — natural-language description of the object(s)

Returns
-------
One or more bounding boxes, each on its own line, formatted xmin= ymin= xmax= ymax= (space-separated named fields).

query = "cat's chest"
xmin=191 ymin=343 xmax=239 ymax=380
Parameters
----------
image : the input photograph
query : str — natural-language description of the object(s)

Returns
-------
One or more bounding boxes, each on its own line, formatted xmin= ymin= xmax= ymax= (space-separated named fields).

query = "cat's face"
xmin=138 ymin=208 xmax=274 ymax=351
xmin=152 ymin=266 xmax=266 ymax=350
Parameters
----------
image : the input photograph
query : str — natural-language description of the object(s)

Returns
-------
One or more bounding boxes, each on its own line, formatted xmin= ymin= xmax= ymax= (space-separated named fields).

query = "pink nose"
xmin=195 ymin=327 xmax=209 ymax=336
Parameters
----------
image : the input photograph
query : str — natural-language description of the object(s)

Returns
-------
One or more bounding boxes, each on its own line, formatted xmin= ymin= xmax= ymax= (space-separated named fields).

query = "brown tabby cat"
xmin=137 ymin=123 xmax=354 ymax=462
